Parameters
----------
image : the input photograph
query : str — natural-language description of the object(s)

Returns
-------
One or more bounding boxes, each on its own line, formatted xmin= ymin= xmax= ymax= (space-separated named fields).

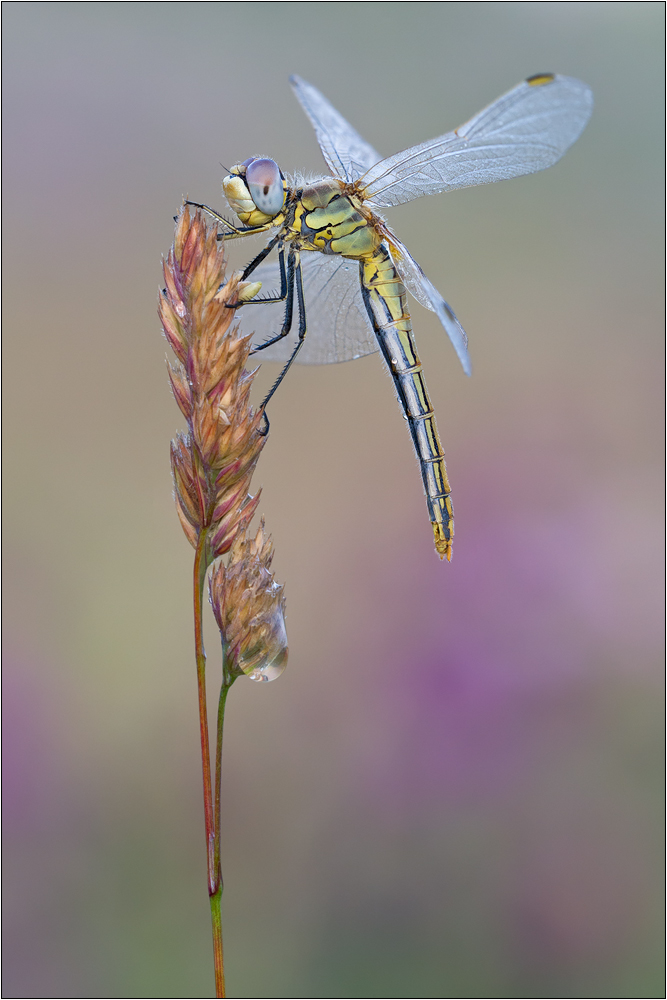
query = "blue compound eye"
xmin=245 ymin=158 xmax=285 ymax=217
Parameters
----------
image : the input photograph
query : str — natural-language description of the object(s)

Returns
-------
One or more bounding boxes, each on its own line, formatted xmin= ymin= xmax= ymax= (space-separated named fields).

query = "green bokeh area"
xmin=2 ymin=3 xmax=664 ymax=998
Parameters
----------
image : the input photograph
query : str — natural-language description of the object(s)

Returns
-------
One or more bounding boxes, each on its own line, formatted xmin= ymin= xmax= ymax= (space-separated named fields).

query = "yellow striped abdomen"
xmin=360 ymin=246 xmax=454 ymax=560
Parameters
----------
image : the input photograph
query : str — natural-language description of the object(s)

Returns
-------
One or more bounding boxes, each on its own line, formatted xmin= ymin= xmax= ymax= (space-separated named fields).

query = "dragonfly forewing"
xmin=290 ymin=75 xmax=382 ymax=183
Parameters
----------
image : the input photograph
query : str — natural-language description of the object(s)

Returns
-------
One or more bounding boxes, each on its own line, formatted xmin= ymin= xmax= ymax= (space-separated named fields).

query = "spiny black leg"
xmin=241 ymin=234 xmax=282 ymax=281
xmin=222 ymin=239 xmax=288 ymax=314
xmin=259 ymin=410 xmax=270 ymax=437
xmin=236 ymin=244 xmax=288 ymax=308
xmin=184 ymin=200 xmax=238 ymax=232
xmin=184 ymin=200 xmax=257 ymax=236
xmin=251 ymin=248 xmax=296 ymax=353
xmin=254 ymin=249 xmax=297 ymax=437
xmin=259 ymin=252 xmax=307 ymax=414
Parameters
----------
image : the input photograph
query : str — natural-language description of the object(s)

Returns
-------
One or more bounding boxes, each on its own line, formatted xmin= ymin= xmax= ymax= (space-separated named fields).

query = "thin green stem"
xmin=193 ymin=530 xmax=226 ymax=997
xmin=209 ymin=888 xmax=225 ymax=997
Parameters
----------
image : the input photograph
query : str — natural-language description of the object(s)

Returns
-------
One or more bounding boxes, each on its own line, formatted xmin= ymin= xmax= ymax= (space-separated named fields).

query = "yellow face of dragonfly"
xmin=223 ymin=157 xmax=288 ymax=228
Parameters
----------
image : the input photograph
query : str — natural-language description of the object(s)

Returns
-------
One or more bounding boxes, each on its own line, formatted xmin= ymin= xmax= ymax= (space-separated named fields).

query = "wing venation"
xmin=290 ymin=75 xmax=382 ymax=183
xmin=236 ymin=250 xmax=378 ymax=365
xmin=360 ymin=75 xmax=593 ymax=207
xmin=387 ymin=236 xmax=472 ymax=376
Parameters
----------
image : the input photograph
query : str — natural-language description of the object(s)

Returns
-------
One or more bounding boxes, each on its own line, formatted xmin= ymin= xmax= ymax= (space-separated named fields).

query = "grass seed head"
xmin=159 ymin=206 xmax=266 ymax=558
xmin=209 ymin=521 xmax=288 ymax=683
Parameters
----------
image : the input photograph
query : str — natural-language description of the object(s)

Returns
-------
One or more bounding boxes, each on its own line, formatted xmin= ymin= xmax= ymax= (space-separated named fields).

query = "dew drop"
xmin=238 ymin=599 xmax=288 ymax=683
xmin=246 ymin=645 xmax=288 ymax=683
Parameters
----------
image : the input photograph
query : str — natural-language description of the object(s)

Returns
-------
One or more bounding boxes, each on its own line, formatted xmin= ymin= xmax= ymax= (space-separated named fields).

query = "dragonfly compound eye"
xmin=245 ymin=158 xmax=285 ymax=217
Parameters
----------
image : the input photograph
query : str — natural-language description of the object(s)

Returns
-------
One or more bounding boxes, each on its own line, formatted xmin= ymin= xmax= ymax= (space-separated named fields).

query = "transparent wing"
xmin=360 ymin=74 xmax=593 ymax=208
xmin=290 ymin=75 xmax=382 ymax=183
xmin=237 ymin=251 xmax=378 ymax=365
xmin=386 ymin=234 xmax=472 ymax=376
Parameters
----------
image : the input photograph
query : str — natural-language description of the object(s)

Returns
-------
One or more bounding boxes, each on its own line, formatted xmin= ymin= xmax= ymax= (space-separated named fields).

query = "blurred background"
xmin=2 ymin=3 xmax=663 ymax=997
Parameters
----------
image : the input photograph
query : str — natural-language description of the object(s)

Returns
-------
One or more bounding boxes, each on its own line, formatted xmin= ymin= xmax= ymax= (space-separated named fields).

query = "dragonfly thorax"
xmin=292 ymin=178 xmax=381 ymax=259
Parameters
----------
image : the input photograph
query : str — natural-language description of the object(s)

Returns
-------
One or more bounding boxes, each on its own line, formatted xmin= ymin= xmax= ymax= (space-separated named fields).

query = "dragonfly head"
xmin=223 ymin=157 xmax=287 ymax=227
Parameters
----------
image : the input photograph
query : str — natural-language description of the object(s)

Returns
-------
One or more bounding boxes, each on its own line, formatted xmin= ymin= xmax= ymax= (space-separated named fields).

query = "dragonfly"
xmin=189 ymin=73 xmax=592 ymax=560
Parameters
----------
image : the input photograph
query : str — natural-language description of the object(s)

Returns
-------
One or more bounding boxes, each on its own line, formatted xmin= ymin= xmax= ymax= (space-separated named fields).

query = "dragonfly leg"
xmin=184 ymin=200 xmax=274 ymax=240
xmin=241 ymin=234 xmax=282 ymax=280
xmin=215 ymin=235 xmax=287 ymax=314
xmin=251 ymin=247 xmax=296 ymax=353
xmin=236 ymin=243 xmax=288 ymax=307
xmin=258 ymin=251 xmax=307 ymax=422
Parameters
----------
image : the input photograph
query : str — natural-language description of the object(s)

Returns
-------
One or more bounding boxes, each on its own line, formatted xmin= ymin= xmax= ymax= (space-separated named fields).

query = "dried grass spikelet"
xmin=159 ymin=206 xmax=266 ymax=558
xmin=209 ymin=520 xmax=288 ymax=683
